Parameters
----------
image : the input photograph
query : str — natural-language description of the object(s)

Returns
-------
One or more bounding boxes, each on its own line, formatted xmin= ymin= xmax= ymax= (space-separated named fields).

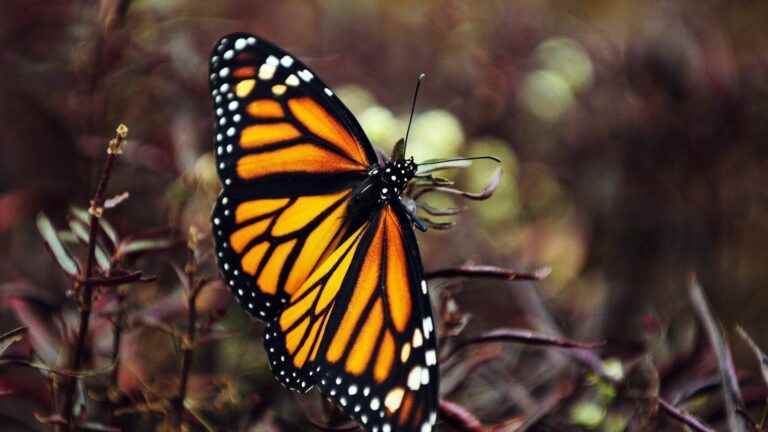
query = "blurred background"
xmin=2 ymin=0 xmax=768 ymax=430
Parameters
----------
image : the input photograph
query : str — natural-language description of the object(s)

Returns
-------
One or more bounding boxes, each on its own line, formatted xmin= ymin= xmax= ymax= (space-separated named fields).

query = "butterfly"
xmin=209 ymin=33 xmax=439 ymax=432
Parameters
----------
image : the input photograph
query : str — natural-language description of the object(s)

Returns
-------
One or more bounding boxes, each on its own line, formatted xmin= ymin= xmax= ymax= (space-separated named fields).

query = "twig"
xmin=425 ymin=264 xmax=550 ymax=282
xmin=172 ymin=228 xmax=202 ymax=430
xmin=61 ymin=124 xmax=127 ymax=431
xmin=82 ymin=271 xmax=155 ymax=287
xmin=107 ymin=284 xmax=127 ymax=424
xmin=444 ymin=328 xmax=603 ymax=360
xmin=658 ymin=398 xmax=716 ymax=432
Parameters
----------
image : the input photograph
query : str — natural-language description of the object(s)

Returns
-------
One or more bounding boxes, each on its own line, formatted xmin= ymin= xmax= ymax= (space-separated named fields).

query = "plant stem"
xmin=60 ymin=126 xmax=126 ymax=431
xmin=107 ymin=285 xmax=126 ymax=424
xmin=173 ymin=244 xmax=200 ymax=430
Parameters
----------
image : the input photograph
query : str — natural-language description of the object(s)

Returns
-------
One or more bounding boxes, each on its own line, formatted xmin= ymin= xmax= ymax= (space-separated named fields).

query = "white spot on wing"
xmin=285 ymin=74 xmax=300 ymax=87
xmin=407 ymin=367 xmax=422 ymax=390
xmin=258 ymin=64 xmax=276 ymax=80
xmin=413 ymin=329 xmax=423 ymax=348
xmin=384 ymin=388 xmax=405 ymax=412
xmin=425 ymin=349 xmax=437 ymax=366
xmin=298 ymin=69 xmax=314 ymax=82
xmin=280 ymin=55 xmax=294 ymax=67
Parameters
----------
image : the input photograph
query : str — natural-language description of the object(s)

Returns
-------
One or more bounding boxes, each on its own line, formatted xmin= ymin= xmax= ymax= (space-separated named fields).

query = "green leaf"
xmin=119 ymin=238 xmax=174 ymax=256
xmin=70 ymin=206 xmax=119 ymax=247
xmin=36 ymin=213 xmax=79 ymax=277
xmin=68 ymin=220 xmax=111 ymax=272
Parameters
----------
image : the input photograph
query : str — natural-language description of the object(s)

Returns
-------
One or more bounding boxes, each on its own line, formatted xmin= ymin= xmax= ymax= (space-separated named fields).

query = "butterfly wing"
xmin=265 ymin=203 xmax=439 ymax=432
xmin=210 ymin=33 xmax=377 ymax=321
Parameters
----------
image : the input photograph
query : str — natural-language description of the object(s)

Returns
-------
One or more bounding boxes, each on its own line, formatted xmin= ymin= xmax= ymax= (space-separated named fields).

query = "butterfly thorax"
xmin=369 ymin=157 xmax=417 ymax=203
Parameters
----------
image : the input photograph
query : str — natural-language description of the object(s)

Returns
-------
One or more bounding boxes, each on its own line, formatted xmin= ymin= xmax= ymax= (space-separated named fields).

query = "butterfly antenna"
xmin=403 ymin=73 xmax=426 ymax=152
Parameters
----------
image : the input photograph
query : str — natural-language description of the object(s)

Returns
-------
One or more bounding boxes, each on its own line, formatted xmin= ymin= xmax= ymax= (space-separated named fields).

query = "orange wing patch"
xmin=384 ymin=209 xmax=412 ymax=332
xmin=374 ymin=330 xmax=396 ymax=383
xmin=228 ymin=191 xmax=352 ymax=297
xmin=236 ymin=79 xmax=256 ymax=98
xmin=326 ymin=218 xmax=383 ymax=366
xmin=235 ymin=198 xmax=289 ymax=223
xmin=287 ymin=97 xmax=369 ymax=166
xmin=240 ymin=123 xmax=301 ymax=149
xmin=247 ymin=99 xmax=285 ymax=118
xmin=273 ymin=192 xmax=347 ymax=236
xmin=241 ymin=242 xmax=269 ymax=275
xmin=277 ymin=224 xmax=369 ymax=369
xmin=237 ymin=143 xmax=364 ymax=180
xmin=257 ymin=239 xmax=296 ymax=295
xmin=230 ymin=217 xmax=272 ymax=253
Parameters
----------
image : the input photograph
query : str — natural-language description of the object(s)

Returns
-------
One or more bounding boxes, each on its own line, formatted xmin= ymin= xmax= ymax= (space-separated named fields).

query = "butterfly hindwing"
xmin=210 ymin=33 xmax=377 ymax=321
xmin=267 ymin=204 xmax=439 ymax=432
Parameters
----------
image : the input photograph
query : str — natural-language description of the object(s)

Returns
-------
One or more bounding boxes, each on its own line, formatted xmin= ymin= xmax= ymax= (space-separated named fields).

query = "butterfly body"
xmin=210 ymin=33 xmax=437 ymax=432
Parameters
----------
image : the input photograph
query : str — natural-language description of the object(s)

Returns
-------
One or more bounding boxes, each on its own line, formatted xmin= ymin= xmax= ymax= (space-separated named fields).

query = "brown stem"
xmin=173 ymin=247 xmax=201 ymax=430
xmin=107 ymin=286 xmax=126 ymax=424
xmin=61 ymin=126 xmax=126 ymax=431
xmin=84 ymin=271 xmax=153 ymax=287
xmin=425 ymin=264 xmax=550 ymax=282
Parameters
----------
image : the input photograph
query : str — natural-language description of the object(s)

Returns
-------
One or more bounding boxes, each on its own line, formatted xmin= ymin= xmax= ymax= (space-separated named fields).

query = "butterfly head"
xmin=371 ymin=157 xmax=417 ymax=202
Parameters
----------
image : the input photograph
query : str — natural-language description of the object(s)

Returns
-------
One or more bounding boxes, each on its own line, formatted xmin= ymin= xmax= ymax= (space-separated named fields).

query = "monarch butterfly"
xmin=210 ymin=33 xmax=477 ymax=432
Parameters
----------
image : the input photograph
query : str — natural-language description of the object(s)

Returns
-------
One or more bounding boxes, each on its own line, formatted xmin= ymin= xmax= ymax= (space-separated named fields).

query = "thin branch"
xmin=443 ymin=328 xmax=604 ymax=361
xmin=62 ymin=124 xmax=127 ymax=431
xmin=107 ymin=285 xmax=128 ymax=423
xmin=80 ymin=271 xmax=155 ymax=287
xmin=172 ymin=228 xmax=202 ymax=430
xmin=0 ymin=357 xmax=116 ymax=378
xmin=425 ymin=264 xmax=550 ymax=282
xmin=658 ymin=398 xmax=716 ymax=432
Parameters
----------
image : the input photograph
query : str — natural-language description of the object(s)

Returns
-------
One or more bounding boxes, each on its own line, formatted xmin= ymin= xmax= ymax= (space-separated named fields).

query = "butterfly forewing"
xmin=210 ymin=33 xmax=375 ymax=320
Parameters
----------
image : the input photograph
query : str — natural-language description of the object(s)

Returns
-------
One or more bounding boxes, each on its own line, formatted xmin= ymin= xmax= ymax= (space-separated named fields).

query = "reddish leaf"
xmin=7 ymin=297 xmax=61 ymax=365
